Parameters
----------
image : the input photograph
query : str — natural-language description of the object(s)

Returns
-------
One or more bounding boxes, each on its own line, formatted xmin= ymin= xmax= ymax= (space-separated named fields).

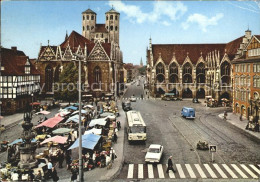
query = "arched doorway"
xmin=45 ymin=65 xmax=53 ymax=93
xmin=183 ymin=88 xmax=192 ymax=98
xmin=241 ymin=105 xmax=246 ymax=117
xmin=220 ymin=92 xmax=230 ymax=100
xmin=157 ymin=87 xmax=165 ymax=97
xmin=169 ymin=88 xmax=179 ymax=96
xmin=197 ymin=88 xmax=205 ymax=99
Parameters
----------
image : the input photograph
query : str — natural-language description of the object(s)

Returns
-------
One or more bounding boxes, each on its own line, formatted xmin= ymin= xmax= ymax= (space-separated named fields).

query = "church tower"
xmin=82 ymin=9 xmax=96 ymax=41
xmin=140 ymin=57 xmax=143 ymax=67
xmin=105 ymin=7 xmax=120 ymax=45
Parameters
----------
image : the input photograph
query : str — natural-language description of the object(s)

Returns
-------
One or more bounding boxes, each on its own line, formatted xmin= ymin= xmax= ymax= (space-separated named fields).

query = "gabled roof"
xmin=105 ymin=8 xmax=119 ymax=14
xmin=101 ymin=42 xmax=111 ymax=57
xmin=1 ymin=47 xmax=40 ymax=76
xmin=60 ymin=31 xmax=92 ymax=52
xmin=253 ymin=35 xmax=260 ymax=42
xmin=95 ymin=24 xmax=108 ymax=33
xmin=225 ymin=36 xmax=244 ymax=60
xmin=152 ymin=44 xmax=226 ymax=65
xmin=82 ymin=8 xmax=96 ymax=14
xmin=39 ymin=46 xmax=57 ymax=58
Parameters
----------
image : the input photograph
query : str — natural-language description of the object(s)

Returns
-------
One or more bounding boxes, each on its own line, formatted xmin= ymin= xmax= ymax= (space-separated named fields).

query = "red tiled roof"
xmin=124 ymin=63 xmax=134 ymax=70
xmin=95 ymin=24 xmax=108 ymax=33
xmin=254 ymin=35 xmax=260 ymax=42
xmin=101 ymin=43 xmax=111 ymax=57
xmin=1 ymin=47 xmax=40 ymax=76
xmin=152 ymin=44 xmax=226 ymax=65
xmin=225 ymin=36 xmax=243 ymax=60
xmin=60 ymin=31 xmax=92 ymax=52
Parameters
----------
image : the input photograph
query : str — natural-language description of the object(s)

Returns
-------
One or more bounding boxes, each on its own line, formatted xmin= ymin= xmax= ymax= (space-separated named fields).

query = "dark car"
xmin=122 ymin=101 xmax=132 ymax=111
xmin=192 ymin=98 xmax=200 ymax=103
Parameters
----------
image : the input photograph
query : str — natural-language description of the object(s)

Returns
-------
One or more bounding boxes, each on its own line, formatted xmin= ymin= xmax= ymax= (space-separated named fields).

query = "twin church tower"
xmin=82 ymin=7 xmax=120 ymax=45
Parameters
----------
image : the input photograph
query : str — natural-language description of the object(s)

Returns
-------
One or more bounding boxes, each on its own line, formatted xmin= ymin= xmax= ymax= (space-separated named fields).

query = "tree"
xmin=54 ymin=62 xmax=85 ymax=103
xmin=138 ymin=66 xmax=146 ymax=75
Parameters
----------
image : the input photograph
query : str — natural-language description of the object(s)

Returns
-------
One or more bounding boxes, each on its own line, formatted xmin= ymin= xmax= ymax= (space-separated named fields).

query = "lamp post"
xmin=73 ymin=53 xmax=85 ymax=182
xmin=31 ymin=93 xmax=34 ymax=114
xmin=114 ymin=61 xmax=117 ymax=102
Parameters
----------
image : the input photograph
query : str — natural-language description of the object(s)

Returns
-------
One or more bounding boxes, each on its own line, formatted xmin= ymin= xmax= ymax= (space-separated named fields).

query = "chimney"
xmin=11 ymin=46 xmax=17 ymax=52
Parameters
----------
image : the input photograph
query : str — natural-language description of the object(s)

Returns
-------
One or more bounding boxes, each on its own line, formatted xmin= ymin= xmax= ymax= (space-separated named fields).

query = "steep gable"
xmin=88 ymin=42 xmax=110 ymax=61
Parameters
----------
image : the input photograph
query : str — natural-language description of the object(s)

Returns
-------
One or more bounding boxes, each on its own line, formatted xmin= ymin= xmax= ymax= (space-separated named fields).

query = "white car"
xmin=130 ymin=96 xmax=137 ymax=102
xmin=145 ymin=144 xmax=163 ymax=163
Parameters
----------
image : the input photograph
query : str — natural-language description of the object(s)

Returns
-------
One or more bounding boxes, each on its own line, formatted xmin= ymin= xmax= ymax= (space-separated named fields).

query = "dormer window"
xmin=25 ymin=59 xmax=31 ymax=74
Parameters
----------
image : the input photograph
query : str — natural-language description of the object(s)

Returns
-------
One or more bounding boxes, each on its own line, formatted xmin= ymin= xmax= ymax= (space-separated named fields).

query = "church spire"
xmin=140 ymin=57 xmax=143 ymax=67
xmin=65 ymin=30 xmax=68 ymax=41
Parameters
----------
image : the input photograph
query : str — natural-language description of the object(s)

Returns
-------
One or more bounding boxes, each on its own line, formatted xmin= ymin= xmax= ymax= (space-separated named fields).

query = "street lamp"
xmin=31 ymin=93 xmax=34 ymax=114
xmin=73 ymin=53 xmax=85 ymax=182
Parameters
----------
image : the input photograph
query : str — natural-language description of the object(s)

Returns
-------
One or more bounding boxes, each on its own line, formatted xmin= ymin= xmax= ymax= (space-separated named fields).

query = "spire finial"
xmin=48 ymin=40 xmax=49 ymax=46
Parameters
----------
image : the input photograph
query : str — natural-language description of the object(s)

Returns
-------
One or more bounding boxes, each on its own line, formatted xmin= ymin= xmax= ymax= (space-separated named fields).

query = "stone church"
xmin=146 ymin=30 xmax=252 ymax=101
xmin=35 ymin=8 xmax=123 ymax=98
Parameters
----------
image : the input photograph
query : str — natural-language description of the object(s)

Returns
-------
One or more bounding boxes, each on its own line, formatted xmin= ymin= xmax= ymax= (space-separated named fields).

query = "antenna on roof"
xmin=48 ymin=40 xmax=49 ymax=46
xmin=112 ymin=5 xmax=114 ymax=9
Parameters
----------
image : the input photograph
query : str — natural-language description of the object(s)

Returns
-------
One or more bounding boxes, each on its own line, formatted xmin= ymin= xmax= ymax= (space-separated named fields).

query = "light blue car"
xmin=181 ymin=107 xmax=195 ymax=119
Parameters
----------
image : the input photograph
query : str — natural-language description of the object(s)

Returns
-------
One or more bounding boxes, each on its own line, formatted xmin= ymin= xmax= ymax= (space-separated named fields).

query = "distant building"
xmin=146 ymin=30 xmax=252 ymax=101
xmin=1 ymin=47 xmax=40 ymax=115
xmin=232 ymin=35 xmax=260 ymax=120
xmin=140 ymin=57 xmax=143 ymax=67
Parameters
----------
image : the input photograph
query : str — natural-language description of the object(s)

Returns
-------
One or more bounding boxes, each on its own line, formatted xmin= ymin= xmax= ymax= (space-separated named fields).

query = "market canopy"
xmin=68 ymin=133 xmax=101 ymax=150
xmin=71 ymin=110 xmax=87 ymax=115
xmin=41 ymin=136 xmax=68 ymax=145
xmin=55 ymin=111 xmax=71 ymax=117
xmin=52 ymin=128 xmax=72 ymax=135
xmin=84 ymin=105 xmax=94 ymax=109
xmin=65 ymin=106 xmax=78 ymax=110
xmin=8 ymin=138 xmax=37 ymax=146
xmin=100 ymin=112 xmax=116 ymax=118
xmin=66 ymin=115 xmax=85 ymax=123
xmin=36 ymin=111 xmax=50 ymax=115
xmin=84 ymin=128 xmax=102 ymax=135
xmin=88 ymin=118 xmax=107 ymax=127
xmin=35 ymin=116 xmax=64 ymax=128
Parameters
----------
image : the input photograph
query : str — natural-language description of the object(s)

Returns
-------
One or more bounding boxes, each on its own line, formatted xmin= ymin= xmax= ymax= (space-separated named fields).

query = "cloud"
xmin=228 ymin=1 xmax=260 ymax=14
xmin=182 ymin=13 xmax=224 ymax=32
xmin=108 ymin=1 xmax=187 ymax=25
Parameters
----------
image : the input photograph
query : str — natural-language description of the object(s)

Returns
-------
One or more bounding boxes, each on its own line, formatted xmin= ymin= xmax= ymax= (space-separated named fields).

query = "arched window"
xmin=156 ymin=63 xmax=165 ymax=75
xmin=83 ymin=26 xmax=85 ymax=31
xmin=196 ymin=62 xmax=205 ymax=83
xmin=83 ymin=16 xmax=85 ymax=20
xmin=221 ymin=61 xmax=231 ymax=85
xmin=91 ymin=26 xmax=94 ymax=30
xmin=110 ymin=15 xmax=113 ymax=20
xmin=106 ymin=26 xmax=108 ymax=30
xmin=94 ymin=66 xmax=101 ymax=89
xmin=183 ymin=63 xmax=192 ymax=83
xmin=106 ymin=16 xmax=108 ymax=20
xmin=91 ymin=15 xmax=94 ymax=20
xmin=87 ymin=25 xmax=89 ymax=30
xmin=110 ymin=26 xmax=113 ymax=31
xmin=115 ymin=26 xmax=118 ymax=31
xmin=169 ymin=63 xmax=178 ymax=83
xmin=115 ymin=15 xmax=118 ymax=20
xmin=101 ymin=34 xmax=103 ymax=38
xmin=87 ymin=15 xmax=89 ymax=20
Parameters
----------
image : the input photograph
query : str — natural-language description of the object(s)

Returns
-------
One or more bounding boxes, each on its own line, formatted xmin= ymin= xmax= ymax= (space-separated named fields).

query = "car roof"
xmin=183 ymin=107 xmax=194 ymax=110
xmin=149 ymin=144 xmax=161 ymax=149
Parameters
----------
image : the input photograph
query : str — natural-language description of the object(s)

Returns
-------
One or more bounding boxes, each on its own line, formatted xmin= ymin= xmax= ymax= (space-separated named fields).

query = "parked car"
xmin=192 ymin=98 xmax=200 ymax=103
xmin=122 ymin=101 xmax=132 ymax=111
xmin=181 ymin=107 xmax=195 ymax=119
xmin=145 ymin=144 xmax=164 ymax=163
xmin=130 ymin=96 xmax=137 ymax=102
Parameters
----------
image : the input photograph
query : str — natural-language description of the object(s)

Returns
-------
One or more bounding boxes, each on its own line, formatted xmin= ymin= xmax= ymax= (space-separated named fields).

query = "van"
xmin=181 ymin=107 xmax=195 ymax=119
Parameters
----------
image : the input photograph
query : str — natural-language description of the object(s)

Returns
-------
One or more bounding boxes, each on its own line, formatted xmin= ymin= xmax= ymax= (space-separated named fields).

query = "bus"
xmin=126 ymin=110 xmax=147 ymax=142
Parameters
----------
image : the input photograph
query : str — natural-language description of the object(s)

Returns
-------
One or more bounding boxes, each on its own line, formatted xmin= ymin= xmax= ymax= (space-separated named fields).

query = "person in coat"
xmin=51 ymin=167 xmax=59 ymax=182
xmin=166 ymin=156 xmax=176 ymax=173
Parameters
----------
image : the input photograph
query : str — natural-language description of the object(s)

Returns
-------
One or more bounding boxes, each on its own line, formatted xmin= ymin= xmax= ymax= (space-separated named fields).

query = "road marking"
xmin=204 ymin=164 xmax=217 ymax=178
xmin=148 ymin=164 xmax=154 ymax=178
xmin=185 ymin=164 xmax=196 ymax=178
xmin=166 ymin=164 xmax=175 ymax=178
xmin=213 ymin=164 xmax=227 ymax=178
xmin=194 ymin=164 xmax=207 ymax=178
xmin=240 ymin=164 xmax=258 ymax=178
xmin=222 ymin=164 xmax=238 ymax=178
xmin=127 ymin=164 xmax=134 ymax=178
xmin=249 ymin=164 xmax=260 ymax=175
xmin=176 ymin=164 xmax=185 ymax=178
xmin=138 ymin=164 xmax=143 ymax=178
xmin=231 ymin=164 xmax=248 ymax=178
xmin=157 ymin=164 xmax=165 ymax=178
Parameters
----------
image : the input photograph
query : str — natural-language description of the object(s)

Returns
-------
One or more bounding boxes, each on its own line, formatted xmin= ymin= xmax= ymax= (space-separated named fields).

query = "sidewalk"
xmin=218 ymin=112 xmax=260 ymax=142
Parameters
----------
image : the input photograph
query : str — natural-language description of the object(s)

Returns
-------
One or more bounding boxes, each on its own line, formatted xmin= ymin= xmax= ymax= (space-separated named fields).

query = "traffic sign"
xmin=209 ymin=145 xmax=217 ymax=153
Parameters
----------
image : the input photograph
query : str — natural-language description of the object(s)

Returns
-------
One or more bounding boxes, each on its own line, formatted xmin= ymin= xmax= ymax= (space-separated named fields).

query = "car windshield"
xmin=148 ymin=148 xmax=160 ymax=153
xmin=129 ymin=126 xmax=146 ymax=133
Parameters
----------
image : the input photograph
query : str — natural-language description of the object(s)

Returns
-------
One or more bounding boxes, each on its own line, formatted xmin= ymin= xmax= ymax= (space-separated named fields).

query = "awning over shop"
xmin=56 ymin=111 xmax=71 ymax=117
xmin=88 ymin=118 xmax=107 ymax=127
xmin=65 ymin=106 xmax=78 ymax=110
xmin=84 ymin=105 xmax=94 ymax=109
xmin=66 ymin=115 xmax=85 ymax=123
xmin=84 ymin=128 xmax=102 ymax=135
xmin=52 ymin=128 xmax=72 ymax=135
xmin=100 ymin=112 xmax=115 ymax=118
xmin=41 ymin=136 xmax=68 ymax=145
xmin=68 ymin=133 xmax=101 ymax=150
xmin=71 ymin=110 xmax=87 ymax=115
xmin=8 ymin=138 xmax=37 ymax=146
xmin=36 ymin=116 xmax=64 ymax=128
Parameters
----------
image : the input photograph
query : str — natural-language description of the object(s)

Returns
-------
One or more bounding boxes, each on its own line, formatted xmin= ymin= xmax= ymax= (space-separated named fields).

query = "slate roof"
xmin=95 ymin=24 xmax=108 ymax=33
xmin=82 ymin=9 xmax=96 ymax=14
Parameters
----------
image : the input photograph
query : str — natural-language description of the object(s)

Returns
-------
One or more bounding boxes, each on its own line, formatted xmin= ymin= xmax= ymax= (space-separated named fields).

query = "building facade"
xmin=1 ymin=47 xmax=40 ymax=115
xmin=146 ymin=30 xmax=252 ymax=102
xmin=232 ymin=35 xmax=260 ymax=119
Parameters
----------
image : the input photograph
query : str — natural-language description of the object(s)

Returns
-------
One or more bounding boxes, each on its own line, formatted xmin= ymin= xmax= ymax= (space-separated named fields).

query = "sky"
xmin=1 ymin=1 xmax=260 ymax=65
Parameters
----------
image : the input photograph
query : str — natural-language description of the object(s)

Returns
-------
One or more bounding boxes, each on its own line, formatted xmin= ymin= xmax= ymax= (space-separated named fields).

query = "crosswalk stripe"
xmin=138 ymin=164 xmax=143 ymax=178
xmin=231 ymin=164 xmax=248 ymax=178
xmin=127 ymin=164 xmax=134 ymax=178
xmin=157 ymin=164 xmax=165 ymax=178
xmin=213 ymin=164 xmax=228 ymax=178
xmin=204 ymin=164 xmax=217 ymax=178
xmin=185 ymin=164 xmax=196 ymax=178
xmin=194 ymin=164 xmax=207 ymax=178
xmin=240 ymin=164 xmax=258 ymax=179
xmin=222 ymin=164 xmax=238 ymax=178
xmin=249 ymin=164 xmax=260 ymax=175
xmin=166 ymin=164 xmax=175 ymax=178
xmin=148 ymin=164 xmax=154 ymax=178
xmin=176 ymin=164 xmax=185 ymax=178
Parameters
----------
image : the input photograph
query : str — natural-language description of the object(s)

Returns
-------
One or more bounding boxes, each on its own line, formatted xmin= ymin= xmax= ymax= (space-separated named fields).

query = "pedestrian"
xmin=66 ymin=153 xmax=72 ymax=170
xmin=240 ymin=114 xmax=243 ymax=121
xmin=58 ymin=150 xmax=64 ymax=168
xmin=51 ymin=167 xmax=59 ymax=182
xmin=110 ymin=147 xmax=117 ymax=163
xmin=117 ymin=120 xmax=121 ymax=130
xmin=35 ymin=170 xmax=42 ymax=181
xmin=47 ymin=160 xmax=53 ymax=178
xmin=71 ymin=166 xmax=78 ymax=182
xmin=141 ymin=94 xmax=143 ymax=99
xmin=166 ymin=156 xmax=176 ymax=173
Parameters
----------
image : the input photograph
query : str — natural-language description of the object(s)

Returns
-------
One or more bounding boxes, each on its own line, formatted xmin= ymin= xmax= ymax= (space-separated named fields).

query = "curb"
xmin=218 ymin=114 xmax=260 ymax=143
